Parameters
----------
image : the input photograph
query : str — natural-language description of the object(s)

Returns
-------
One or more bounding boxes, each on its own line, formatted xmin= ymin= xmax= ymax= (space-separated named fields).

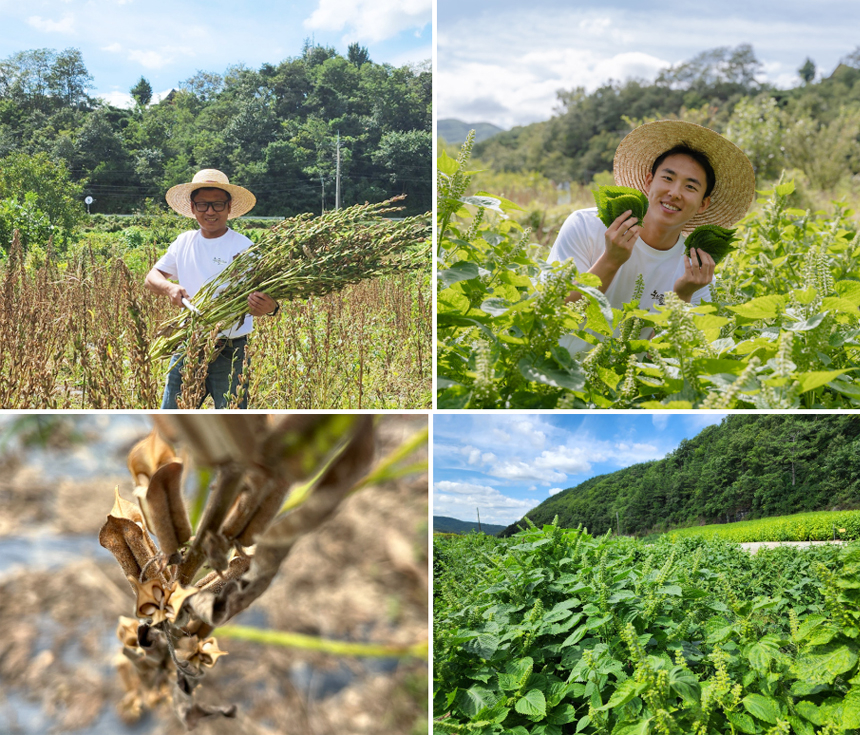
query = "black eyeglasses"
xmin=192 ymin=200 xmax=229 ymax=212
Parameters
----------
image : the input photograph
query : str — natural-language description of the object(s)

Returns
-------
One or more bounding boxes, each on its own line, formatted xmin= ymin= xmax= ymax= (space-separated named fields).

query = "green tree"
xmin=347 ymin=43 xmax=370 ymax=68
xmin=0 ymin=151 xmax=83 ymax=251
xmin=725 ymin=95 xmax=785 ymax=179
xmin=798 ymin=57 xmax=816 ymax=84
xmin=131 ymin=76 xmax=152 ymax=107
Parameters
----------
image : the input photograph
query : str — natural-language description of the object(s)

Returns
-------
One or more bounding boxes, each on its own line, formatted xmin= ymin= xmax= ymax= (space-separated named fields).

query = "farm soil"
xmin=0 ymin=416 xmax=428 ymax=735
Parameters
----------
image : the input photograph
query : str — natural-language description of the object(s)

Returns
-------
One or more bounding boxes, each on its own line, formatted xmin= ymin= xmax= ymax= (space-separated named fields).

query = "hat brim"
xmin=165 ymin=181 xmax=256 ymax=219
xmin=613 ymin=120 xmax=756 ymax=232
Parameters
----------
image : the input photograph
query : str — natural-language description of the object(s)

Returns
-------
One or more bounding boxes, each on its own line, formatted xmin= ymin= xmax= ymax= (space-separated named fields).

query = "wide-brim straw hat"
xmin=613 ymin=120 xmax=755 ymax=232
xmin=166 ymin=169 xmax=256 ymax=219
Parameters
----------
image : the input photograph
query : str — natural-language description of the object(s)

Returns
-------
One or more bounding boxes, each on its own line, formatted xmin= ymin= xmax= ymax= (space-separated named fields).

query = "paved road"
xmin=740 ymin=540 xmax=845 ymax=554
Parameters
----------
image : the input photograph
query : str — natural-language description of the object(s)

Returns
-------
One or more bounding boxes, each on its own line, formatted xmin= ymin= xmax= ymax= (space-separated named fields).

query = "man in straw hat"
xmin=145 ymin=169 xmax=279 ymax=409
xmin=548 ymin=120 xmax=755 ymax=316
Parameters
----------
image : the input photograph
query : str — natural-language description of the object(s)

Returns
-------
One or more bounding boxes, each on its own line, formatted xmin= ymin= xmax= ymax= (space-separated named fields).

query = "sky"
xmin=0 ymin=0 xmax=431 ymax=108
xmin=437 ymin=0 xmax=860 ymax=130
xmin=433 ymin=413 xmax=726 ymax=527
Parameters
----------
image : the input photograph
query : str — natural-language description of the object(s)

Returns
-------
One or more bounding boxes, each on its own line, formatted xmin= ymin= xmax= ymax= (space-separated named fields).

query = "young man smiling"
xmin=145 ymin=169 xmax=278 ymax=409
xmin=548 ymin=120 xmax=755 ymax=313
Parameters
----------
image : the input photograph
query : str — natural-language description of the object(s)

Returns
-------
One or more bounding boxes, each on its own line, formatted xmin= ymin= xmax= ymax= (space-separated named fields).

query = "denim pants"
xmin=160 ymin=337 xmax=248 ymax=409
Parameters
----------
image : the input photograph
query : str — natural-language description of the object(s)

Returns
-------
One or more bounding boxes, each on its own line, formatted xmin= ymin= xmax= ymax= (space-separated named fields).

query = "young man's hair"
xmin=190 ymin=187 xmax=232 ymax=202
xmin=651 ymin=144 xmax=715 ymax=199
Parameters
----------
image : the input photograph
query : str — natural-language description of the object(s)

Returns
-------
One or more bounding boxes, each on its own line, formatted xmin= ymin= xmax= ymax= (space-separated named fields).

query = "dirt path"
xmin=740 ymin=540 xmax=845 ymax=554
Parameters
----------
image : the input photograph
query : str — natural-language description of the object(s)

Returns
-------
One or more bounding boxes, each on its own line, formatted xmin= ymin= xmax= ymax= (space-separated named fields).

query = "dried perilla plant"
xmin=99 ymin=414 xmax=376 ymax=730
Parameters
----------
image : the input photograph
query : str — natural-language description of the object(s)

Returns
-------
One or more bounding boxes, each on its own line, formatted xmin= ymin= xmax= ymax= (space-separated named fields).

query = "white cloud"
xmin=97 ymin=90 xmax=134 ymax=108
xmin=534 ymin=445 xmax=593 ymax=474
xmin=549 ymin=487 xmax=564 ymax=496
xmin=128 ymin=49 xmax=172 ymax=69
xmin=491 ymin=429 xmax=510 ymax=442
xmin=27 ymin=14 xmax=75 ymax=33
xmin=434 ymin=480 xmax=540 ymax=525
xmin=305 ymin=0 xmax=431 ymax=43
xmin=514 ymin=420 xmax=546 ymax=447
xmin=101 ymin=43 xmax=122 ymax=53
xmin=528 ymin=485 xmax=537 ymax=492
xmin=482 ymin=452 xmax=496 ymax=463
xmin=652 ymin=414 xmax=669 ymax=431
xmin=468 ymin=449 xmax=481 ymax=465
xmin=488 ymin=460 xmax=566 ymax=484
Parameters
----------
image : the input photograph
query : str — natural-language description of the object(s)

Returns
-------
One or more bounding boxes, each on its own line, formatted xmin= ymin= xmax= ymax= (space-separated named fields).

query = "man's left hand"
xmin=247 ymin=291 xmax=278 ymax=317
xmin=674 ymin=248 xmax=715 ymax=303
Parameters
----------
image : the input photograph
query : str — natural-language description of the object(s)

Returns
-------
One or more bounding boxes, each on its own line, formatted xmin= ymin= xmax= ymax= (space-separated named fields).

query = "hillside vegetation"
xmin=470 ymin=44 xmax=860 ymax=194
xmin=499 ymin=415 xmax=860 ymax=537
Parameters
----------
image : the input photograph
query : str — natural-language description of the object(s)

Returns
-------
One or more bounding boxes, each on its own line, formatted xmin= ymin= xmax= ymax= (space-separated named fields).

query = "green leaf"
xmin=727 ymin=294 xmax=785 ymax=320
xmin=437 ymin=150 xmax=459 ymax=176
xmin=518 ymin=357 xmax=585 ymax=391
xmin=438 ymin=261 xmax=480 ymax=287
xmin=463 ymin=633 xmax=500 ymax=660
xmin=726 ymin=711 xmax=758 ymax=733
xmin=794 ymin=643 xmax=858 ymax=684
xmin=515 ymin=689 xmax=547 ymax=718
xmin=795 ymin=370 xmax=852 ymax=394
xmin=776 ymin=180 xmax=795 ymax=197
xmin=460 ymin=195 xmax=510 ymax=218
xmin=480 ymin=298 xmax=510 ymax=316
xmin=455 ymin=685 xmax=498 ymax=717
xmin=742 ymin=693 xmax=780 ymax=724
xmin=597 ymin=678 xmax=643 ymax=710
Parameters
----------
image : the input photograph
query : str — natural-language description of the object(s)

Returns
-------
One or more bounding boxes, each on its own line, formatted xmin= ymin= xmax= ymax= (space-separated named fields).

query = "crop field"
xmin=437 ymin=136 xmax=860 ymax=409
xmin=669 ymin=511 xmax=860 ymax=544
xmin=0 ymin=232 xmax=431 ymax=409
xmin=434 ymin=521 xmax=860 ymax=734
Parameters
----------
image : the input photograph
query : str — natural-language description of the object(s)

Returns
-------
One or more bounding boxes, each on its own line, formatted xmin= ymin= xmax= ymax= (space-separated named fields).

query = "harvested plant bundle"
xmin=592 ymin=184 xmax=649 ymax=228
xmin=150 ymin=198 xmax=431 ymax=360
xmin=684 ymin=223 xmax=738 ymax=265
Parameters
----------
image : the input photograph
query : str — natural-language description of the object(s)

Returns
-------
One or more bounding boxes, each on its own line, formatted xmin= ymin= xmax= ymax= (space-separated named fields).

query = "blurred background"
xmin=0 ymin=414 xmax=428 ymax=735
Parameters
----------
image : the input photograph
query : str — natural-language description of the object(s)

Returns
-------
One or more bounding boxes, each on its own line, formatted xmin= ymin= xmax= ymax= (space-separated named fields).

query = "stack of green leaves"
xmin=684 ymin=223 xmax=738 ymax=265
xmin=150 ymin=198 xmax=430 ymax=361
xmin=592 ymin=185 xmax=649 ymax=228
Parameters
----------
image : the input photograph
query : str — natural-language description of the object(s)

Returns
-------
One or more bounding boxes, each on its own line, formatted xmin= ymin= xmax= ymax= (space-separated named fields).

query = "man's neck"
xmin=639 ymin=218 xmax=683 ymax=252
xmin=199 ymin=226 xmax=229 ymax=239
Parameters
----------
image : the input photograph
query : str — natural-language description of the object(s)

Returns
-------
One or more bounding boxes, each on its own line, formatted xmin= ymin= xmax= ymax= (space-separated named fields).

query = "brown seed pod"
xmin=135 ymin=460 xmax=191 ymax=557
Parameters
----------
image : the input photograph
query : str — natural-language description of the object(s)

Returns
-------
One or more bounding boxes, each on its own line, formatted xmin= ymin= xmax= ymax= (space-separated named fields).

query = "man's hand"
xmin=565 ymin=210 xmax=641 ymax=303
xmin=145 ymin=267 xmax=189 ymax=306
xmin=674 ymin=247 xmax=715 ymax=303
xmin=603 ymin=210 xmax=641 ymax=269
xmin=247 ymin=291 xmax=278 ymax=317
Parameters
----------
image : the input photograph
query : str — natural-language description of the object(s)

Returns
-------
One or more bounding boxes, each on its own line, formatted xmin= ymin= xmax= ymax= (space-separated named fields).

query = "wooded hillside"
xmin=469 ymin=44 xmax=860 ymax=190
xmin=500 ymin=415 xmax=860 ymax=537
xmin=0 ymin=43 xmax=431 ymax=217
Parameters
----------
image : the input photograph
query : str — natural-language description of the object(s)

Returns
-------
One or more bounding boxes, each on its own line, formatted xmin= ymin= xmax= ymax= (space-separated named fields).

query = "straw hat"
xmin=613 ymin=120 xmax=755 ymax=232
xmin=166 ymin=169 xmax=256 ymax=219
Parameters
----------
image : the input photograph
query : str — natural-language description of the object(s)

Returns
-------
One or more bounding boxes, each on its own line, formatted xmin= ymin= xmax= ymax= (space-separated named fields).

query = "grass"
xmin=667 ymin=509 xmax=860 ymax=543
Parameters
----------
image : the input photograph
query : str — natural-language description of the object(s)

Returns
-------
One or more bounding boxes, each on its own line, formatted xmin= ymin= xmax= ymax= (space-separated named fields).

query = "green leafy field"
xmin=434 ymin=521 xmax=860 ymax=734
xmin=436 ymin=136 xmax=860 ymax=409
xmin=669 ymin=511 xmax=860 ymax=543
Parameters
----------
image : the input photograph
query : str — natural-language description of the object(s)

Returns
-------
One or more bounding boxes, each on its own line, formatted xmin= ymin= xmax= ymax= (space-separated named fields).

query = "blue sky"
xmin=0 ymin=0 xmax=431 ymax=108
xmin=434 ymin=413 xmax=726 ymax=526
xmin=438 ymin=0 xmax=860 ymax=129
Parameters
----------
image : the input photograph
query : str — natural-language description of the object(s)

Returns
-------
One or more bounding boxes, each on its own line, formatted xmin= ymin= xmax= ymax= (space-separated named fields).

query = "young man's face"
xmin=192 ymin=188 xmax=232 ymax=239
xmin=643 ymin=153 xmax=711 ymax=229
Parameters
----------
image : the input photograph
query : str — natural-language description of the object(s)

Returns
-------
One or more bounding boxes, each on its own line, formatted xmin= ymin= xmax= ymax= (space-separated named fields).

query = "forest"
xmin=499 ymin=415 xmax=860 ymax=537
xmin=464 ymin=43 xmax=860 ymax=191
xmin=0 ymin=41 xmax=431 ymax=232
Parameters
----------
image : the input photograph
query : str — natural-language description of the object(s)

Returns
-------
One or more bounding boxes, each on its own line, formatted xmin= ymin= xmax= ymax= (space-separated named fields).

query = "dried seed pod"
xmin=128 ymin=430 xmax=176 ymax=488
xmin=135 ymin=460 xmax=191 ymax=557
xmin=99 ymin=515 xmax=159 ymax=582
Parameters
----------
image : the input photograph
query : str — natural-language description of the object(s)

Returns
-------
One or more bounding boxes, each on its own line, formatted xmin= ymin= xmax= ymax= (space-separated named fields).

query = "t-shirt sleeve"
xmin=547 ymin=208 xmax=603 ymax=275
xmin=152 ymin=238 xmax=180 ymax=278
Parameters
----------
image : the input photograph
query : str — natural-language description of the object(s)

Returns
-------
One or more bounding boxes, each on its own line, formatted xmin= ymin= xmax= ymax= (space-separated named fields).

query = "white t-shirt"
xmin=154 ymin=228 xmax=253 ymax=338
xmin=547 ymin=207 xmax=710 ymax=312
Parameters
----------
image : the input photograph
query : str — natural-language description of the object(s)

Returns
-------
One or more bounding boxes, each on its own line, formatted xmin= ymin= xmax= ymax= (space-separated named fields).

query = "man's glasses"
xmin=192 ymin=200 xmax=229 ymax=212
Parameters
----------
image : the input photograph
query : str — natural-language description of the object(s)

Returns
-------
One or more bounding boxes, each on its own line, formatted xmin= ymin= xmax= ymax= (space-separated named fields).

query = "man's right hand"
xmin=603 ymin=210 xmax=641 ymax=268
xmin=165 ymin=283 xmax=190 ymax=307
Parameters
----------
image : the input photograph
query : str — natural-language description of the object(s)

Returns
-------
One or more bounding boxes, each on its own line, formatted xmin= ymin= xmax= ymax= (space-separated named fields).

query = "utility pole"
xmin=319 ymin=173 xmax=325 ymax=215
xmin=335 ymin=131 xmax=341 ymax=210
xmin=476 ymin=508 xmax=482 ymax=534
